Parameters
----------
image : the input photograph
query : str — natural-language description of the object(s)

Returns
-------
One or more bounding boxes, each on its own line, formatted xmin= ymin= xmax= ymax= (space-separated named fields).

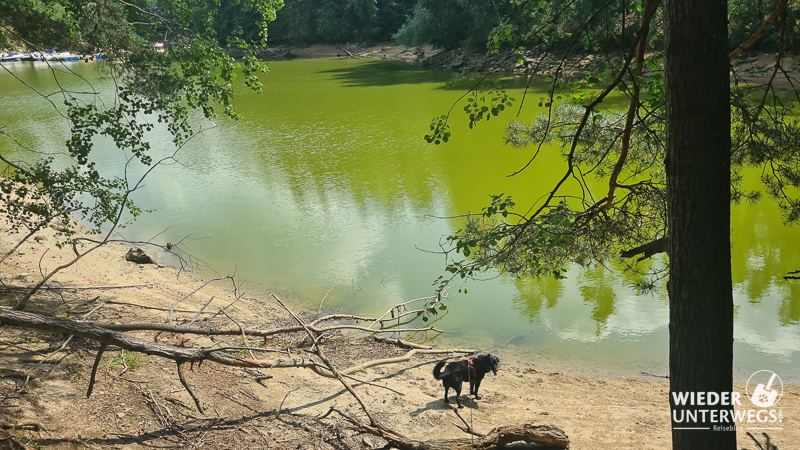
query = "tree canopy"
xmin=428 ymin=0 xmax=799 ymax=293
xmin=422 ymin=1 xmax=797 ymax=448
xmin=0 ymin=0 xmax=283 ymax=310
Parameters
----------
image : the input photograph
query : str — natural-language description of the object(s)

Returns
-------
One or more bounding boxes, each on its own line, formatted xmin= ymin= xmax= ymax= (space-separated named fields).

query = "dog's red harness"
xmin=468 ymin=358 xmax=476 ymax=379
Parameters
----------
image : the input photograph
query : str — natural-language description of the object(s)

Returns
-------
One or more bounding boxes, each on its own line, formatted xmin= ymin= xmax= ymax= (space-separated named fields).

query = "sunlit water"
xmin=1 ymin=58 xmax=798 ymax=381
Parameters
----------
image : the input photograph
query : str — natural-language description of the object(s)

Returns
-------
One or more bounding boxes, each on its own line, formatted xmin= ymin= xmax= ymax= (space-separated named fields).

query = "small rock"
xmin=125 ymin=247 xmax=155 ymax=264
xmin=51 ymin=222 xmax=71 ymax=232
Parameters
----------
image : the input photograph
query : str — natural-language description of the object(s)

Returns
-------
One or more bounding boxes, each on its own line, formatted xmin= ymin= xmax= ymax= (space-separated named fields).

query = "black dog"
xmin=433 ymin=354 xmax=499 ymax=408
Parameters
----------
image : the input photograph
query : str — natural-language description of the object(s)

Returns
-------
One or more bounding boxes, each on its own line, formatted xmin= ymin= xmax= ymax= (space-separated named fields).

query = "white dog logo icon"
xmin=747 ymin=370 xmax=782 ymax=408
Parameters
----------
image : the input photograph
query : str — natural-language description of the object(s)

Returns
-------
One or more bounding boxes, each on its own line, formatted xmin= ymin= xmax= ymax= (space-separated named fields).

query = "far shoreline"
xmin=250 ymin=42 xmax=796 ymax=86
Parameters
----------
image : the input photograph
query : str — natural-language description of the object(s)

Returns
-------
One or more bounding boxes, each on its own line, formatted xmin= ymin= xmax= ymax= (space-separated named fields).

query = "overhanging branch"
xmin=619 ymin=236 xmax=669 ymax=261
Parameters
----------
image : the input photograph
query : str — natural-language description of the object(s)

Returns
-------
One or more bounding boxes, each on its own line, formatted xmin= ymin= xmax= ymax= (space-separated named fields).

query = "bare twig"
xmin=176 ymin=361 xmax=205 ymax=415
xmin=450 ymin=406 xmax=485 ymax=437
xmin=318 ymin=276 xmax=337 ymax=315
xmin=86 ymin=342 xmax=108 ymax=398
xmin=169 ymin=276 xmax=233 ymax=324
xmin=0 ymin=283 xmax=149 ymax=291
xmin=270 ymin=292 xmax=380 ymax=426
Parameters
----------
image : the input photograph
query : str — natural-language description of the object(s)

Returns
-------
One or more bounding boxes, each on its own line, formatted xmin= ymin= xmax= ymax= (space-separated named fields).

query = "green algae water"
xmin=1 ymin=58 xmax=798 ymax=380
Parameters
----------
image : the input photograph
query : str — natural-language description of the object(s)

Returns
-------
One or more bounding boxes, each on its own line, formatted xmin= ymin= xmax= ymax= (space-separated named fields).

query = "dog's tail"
xmin=433 ymin=361 xmax=446 ymax=380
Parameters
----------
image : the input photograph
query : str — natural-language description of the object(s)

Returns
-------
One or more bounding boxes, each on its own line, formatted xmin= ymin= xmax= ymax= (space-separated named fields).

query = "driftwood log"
xmin=395 ymin=424 xmax=570 ymax=449
xmin=331 ymin=408 xmax=570 ymax=450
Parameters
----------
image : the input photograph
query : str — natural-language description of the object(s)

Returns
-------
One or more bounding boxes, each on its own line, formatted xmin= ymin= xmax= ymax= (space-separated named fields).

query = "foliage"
xmin=107 ymin=349 xmax=149 ymax=371
xmin=729 ymin=0 xmax=800 ymax=52
xmin=392 ymin=0 xmax=645 ymax=52
xmin=0 ymin=0 xmax=283 ymax=310
xmin=429 ymin=0 xmax=800 ymax=294
xmin=731 ymin=86 xmax=800 ymax=224
xmin=426 ymin=3 xmax=796 ymax=447
xmin=393 ymin=0 xmax=795 ymax=53
xmin=393 ymin=0 xmax=512 ymax=50
xmin=0 ymin=0 xmax=78 ymax=49
xmin=266 ymin=0 xmax=415 ymax=44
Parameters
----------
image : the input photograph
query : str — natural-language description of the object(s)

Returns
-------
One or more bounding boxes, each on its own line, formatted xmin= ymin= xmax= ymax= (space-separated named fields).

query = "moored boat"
xmin=51 ymin=51 xmax=81 ymax=61
xmin=0 ymin=52 xmax=27 ymax=62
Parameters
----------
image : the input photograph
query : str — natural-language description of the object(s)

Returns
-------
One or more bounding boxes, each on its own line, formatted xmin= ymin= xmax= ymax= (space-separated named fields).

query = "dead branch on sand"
xmin=1 ymin=287 xmax=570 ymax=448
xmin=271 ymin=292 xmax=571 ymax=450
xmin=0 ymin=290 xmax=470 ymax=415
xmin=332 ymin=407 xmax=570 ymax=450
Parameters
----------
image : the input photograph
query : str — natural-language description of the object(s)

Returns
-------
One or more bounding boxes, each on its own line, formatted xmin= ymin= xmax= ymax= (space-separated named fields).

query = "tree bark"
xmin=664 ymin=0 xmax=735 ymax=449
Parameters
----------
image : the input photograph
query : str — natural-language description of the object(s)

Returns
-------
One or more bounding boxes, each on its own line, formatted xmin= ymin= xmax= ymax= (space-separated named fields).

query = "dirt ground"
xmin=0 ymin=216 xmax=798 ymax=449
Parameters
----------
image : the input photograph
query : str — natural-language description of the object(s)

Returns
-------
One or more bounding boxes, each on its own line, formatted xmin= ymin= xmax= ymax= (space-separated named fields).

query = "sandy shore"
xmin=0 ymin=213 xmax=798 ymax=449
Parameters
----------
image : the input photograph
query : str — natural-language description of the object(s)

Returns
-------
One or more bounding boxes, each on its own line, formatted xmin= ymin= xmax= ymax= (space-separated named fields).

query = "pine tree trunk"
xmin=664 ymin=0 xmax=735 ymax=449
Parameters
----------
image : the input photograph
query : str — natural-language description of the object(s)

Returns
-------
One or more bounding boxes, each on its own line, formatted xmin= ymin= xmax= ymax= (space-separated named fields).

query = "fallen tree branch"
xmin=94 ymin=321 xmax=443 ymax=338
xmin=330 ymin=408 xmax=570 ymax=450
xmin=0 ymin=300 xmax=473 ymax=413
xmin=272 ymin=292 xmax=382 ymax=427
xmin=176 ymin=360 xmax=205 ymax=414
xmin=95 ymin=305 xmax=446 ymax=337
xmin=86 ymin=342 xmax=107 ymax=398
xmin=373 ymin=335 xmax=433 ymax=349
xmin=450 ymin=405 xmax=485 ymax=437
xmin=336 ymin=348 xmax=473 ymax=376
xmin=168 ymin=276 xmax=233 ymax=325
xmin=103 ymin=300 xmax=216 ymax=314
xmin=1 ymin=307 xmax=462 ymax=374
xmin=0 ymin=283 xmax=150 ymax=291
xmin=0 ymin=420 xmax=44 ymax=432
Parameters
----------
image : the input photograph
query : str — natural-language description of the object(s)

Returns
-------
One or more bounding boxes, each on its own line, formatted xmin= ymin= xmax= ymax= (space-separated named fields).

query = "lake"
xmin=1 ymin=57 xmax=798 ymax=381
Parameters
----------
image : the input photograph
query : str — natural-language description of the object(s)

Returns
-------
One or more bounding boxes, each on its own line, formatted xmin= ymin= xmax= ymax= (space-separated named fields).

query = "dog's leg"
xmin=454 ymin=382 xmax=463 ymax=408
xmin=473 ymin=376 xmax=483 ymax=400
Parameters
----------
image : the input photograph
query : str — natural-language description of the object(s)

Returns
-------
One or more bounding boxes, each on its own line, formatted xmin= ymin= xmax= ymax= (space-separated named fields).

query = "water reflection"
xmin=1 ymin=58 xmax=798 ymax=378
xmin=513 ymin=274 xmax=564 ymax=322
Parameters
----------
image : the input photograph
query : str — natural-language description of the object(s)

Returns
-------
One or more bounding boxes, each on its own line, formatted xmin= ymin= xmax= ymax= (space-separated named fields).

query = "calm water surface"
xmin=1 ymin=58 xmax=798 ymax=381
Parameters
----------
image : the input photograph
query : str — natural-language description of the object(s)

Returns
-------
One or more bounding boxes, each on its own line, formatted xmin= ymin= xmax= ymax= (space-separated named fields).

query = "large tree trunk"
xmin=664 ymin=0 xmax=735 ymax=449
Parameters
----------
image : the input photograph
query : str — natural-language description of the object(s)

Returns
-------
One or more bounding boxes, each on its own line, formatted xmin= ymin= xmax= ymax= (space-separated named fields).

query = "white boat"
xmin=51 ymin=51 xmax=81 ymax=61
xmin=28 ymin=51 xmax=55 ymax=61
xmin=0 ymin=52 xmax=27 ymax=62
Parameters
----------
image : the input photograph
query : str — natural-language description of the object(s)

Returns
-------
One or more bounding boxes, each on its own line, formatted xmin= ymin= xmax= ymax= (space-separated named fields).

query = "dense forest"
xmin=3 ymin=0 xmax=795 ymax=54
xmin=214 ymin=0 xmax=798 ymax=52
